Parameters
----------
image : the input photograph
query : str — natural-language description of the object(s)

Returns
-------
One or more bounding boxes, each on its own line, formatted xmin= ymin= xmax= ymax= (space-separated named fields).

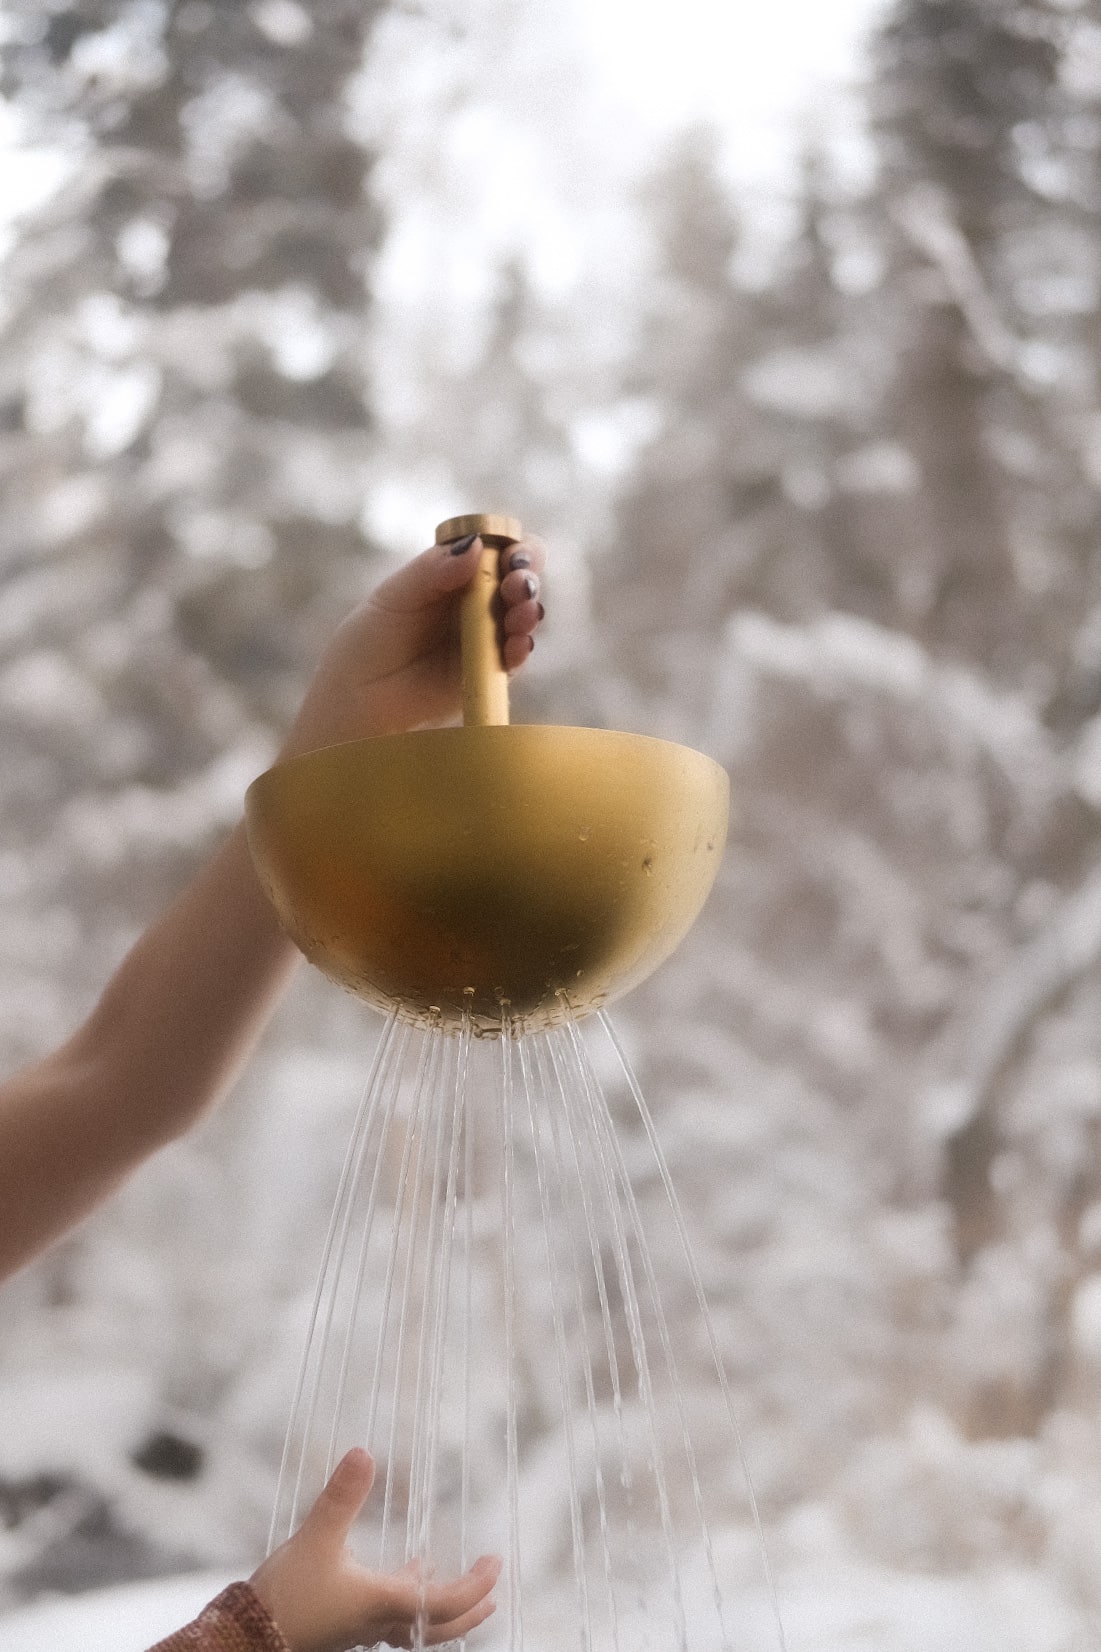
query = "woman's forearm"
xmin=0 ymin=822 xmax=298 ymax=1280
xmin=75 ymin=821 xmax=299 ymax=1142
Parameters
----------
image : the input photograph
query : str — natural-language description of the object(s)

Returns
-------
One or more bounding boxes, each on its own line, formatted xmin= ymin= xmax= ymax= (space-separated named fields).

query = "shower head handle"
xmin=436 ymin=514 xmax=523 ymax=729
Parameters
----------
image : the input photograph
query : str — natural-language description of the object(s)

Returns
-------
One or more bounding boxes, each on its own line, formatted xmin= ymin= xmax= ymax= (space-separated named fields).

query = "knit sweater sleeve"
xmin=145 ymin=1581 xmax=290 ymax=1652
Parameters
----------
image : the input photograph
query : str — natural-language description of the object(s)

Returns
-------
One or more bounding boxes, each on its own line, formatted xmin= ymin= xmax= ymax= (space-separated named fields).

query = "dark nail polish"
xmin=521 ymin=573 xmax=538 ymax=599
xmin=448 ymin=532 xmax=478 ymax=556
xmin=508 ymin=551 xmax=532 ymax=571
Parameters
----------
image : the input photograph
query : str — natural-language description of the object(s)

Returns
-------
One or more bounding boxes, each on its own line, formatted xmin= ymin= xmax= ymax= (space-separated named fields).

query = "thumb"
xmin=300 ymin=1448 xmax=376 ymax=1547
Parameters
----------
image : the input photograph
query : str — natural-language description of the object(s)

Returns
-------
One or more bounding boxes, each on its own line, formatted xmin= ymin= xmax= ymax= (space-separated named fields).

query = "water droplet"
xmin=578 ymin=825 xmax=592 ymax=842
xmin=642 ymin=855 xmax=654 ymax=875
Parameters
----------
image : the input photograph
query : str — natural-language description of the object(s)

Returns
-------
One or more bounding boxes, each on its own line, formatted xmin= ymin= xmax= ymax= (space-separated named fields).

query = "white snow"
xmin=0 ymin=1573 xmax=234 ymax=1652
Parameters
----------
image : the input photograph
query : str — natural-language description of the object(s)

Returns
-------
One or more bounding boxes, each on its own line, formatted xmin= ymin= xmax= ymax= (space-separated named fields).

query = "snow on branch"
xmin=717 ymin=607 xmax=1062 ymax=803
xmin=921 ymin=857 xmax=1101 ymax=1138
xmin=891 ymin=185 xmax=1021 ymax=375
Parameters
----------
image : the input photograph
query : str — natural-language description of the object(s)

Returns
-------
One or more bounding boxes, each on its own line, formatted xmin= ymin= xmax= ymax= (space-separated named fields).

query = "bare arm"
xmin=0 ymin=821 xmax=296 ymax=1279
xmin=0 ymin=533 xmax=545 ymax=1282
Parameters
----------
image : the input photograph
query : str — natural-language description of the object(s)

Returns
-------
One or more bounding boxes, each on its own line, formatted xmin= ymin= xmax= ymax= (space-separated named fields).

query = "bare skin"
xmin=249 ymin=1451 xmax=501 ymax=1652
xmin=0 ymin=531 xmax=544 ymax=1649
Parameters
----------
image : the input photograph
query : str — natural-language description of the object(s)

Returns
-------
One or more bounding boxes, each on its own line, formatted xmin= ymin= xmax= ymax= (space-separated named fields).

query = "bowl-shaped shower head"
xmin=245 ymin=722 xmax=728 ymax=1034
xmin=245 ymin=515 xmax=729 ymax=1034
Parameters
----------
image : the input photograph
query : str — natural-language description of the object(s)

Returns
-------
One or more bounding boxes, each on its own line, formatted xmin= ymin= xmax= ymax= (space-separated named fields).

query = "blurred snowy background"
xmin=3 ymin=0 xmax=1101 ymax=1645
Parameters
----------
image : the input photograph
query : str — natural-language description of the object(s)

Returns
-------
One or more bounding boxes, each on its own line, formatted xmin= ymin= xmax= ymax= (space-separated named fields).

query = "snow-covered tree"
xmin=0 ymin=0 xmax=387 ymax=1064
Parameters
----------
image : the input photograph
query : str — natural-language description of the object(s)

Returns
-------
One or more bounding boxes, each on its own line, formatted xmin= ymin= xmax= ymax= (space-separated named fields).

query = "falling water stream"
xmin=270 ymin=1010 xmax=788 ymax=1652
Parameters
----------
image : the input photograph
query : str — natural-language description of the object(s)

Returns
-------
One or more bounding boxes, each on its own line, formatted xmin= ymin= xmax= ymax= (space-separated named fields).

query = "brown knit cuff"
xmin=145 ymin=1581 xmax=290 ymax=1652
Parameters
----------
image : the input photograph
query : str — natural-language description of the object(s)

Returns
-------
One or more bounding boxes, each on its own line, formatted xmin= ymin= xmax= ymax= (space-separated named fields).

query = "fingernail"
xmin=524 ymin=633 xmax=535 ymax=654
xmin=535 ymin=602 xmax=545 ymax=621
xmin=508 ymin=551 xmax=532 ymax=570
xmin=448 ymin=533 xmax=478 ymax=556
xmin=521 ymin=573 xmax=538 ymax=599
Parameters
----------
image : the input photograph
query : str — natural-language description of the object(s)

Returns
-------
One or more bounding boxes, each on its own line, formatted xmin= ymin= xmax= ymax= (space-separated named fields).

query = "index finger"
xmin=498 ymin=534 xmax=546 ymax=579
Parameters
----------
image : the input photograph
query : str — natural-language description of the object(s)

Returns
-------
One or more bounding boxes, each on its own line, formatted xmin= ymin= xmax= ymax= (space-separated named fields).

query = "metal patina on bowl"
xmin=245 ymin=515 xmax=730 ymax=1035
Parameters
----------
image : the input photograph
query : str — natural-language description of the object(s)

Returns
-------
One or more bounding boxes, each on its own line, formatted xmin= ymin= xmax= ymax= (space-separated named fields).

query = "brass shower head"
xmin=245 ymin=516 xmax=729 ymax=1035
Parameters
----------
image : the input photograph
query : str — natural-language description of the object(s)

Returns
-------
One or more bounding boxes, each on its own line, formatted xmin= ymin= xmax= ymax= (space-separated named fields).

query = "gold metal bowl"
xmin=244 ymin=515 xmax=729 ymax=1034
xmin=245 ymin=723 xmax=728 ymax=1034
